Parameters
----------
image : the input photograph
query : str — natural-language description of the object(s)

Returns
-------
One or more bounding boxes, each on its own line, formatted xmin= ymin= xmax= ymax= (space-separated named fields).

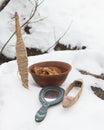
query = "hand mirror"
xmin=35 ymin=86 xmax=65 ymax=122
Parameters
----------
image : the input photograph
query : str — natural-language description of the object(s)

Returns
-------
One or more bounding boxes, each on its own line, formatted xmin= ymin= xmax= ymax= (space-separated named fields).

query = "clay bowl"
xmin=29 ymin=61 xmax=72 ymax=87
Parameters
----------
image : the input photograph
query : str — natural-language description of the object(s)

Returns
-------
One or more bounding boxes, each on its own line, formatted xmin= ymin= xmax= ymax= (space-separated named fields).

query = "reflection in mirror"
xmin=45 ymin=90 xmax=60 ymax=102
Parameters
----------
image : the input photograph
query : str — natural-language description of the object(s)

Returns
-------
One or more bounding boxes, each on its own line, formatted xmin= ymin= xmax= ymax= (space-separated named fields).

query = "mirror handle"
xmin=35 ymin=105 xmax=48 ymax=122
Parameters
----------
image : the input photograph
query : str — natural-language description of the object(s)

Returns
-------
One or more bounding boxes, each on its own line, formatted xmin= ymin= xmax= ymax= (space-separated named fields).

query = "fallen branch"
xmin=0 ymin=0 xmax=10 ymax=12
xmin=78 ymin=69 xmax=104 ymax=80
xmin=91 ymin=86 xmax=104 ymax=100
xmin=0 ymin=0 xmax=44 ymax=54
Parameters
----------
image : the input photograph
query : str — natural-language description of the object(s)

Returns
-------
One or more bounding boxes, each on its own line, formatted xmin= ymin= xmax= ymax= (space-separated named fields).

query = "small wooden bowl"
xmin=29 ymin=61 xmax=72 ymax=87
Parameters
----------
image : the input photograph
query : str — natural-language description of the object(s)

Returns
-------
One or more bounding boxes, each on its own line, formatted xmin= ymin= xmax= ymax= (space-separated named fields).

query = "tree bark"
xmin=0 ymin=0 xmax=11 ymax=11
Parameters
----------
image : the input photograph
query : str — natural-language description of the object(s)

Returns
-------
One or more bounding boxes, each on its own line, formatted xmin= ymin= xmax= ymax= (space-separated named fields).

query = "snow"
xmin=0 ymin=0 xmax=104 ymax=130
xmin=0 ymin=50 xmax=104 ymax=130
xmin=0 ymin=0 xmax=104 ymax=57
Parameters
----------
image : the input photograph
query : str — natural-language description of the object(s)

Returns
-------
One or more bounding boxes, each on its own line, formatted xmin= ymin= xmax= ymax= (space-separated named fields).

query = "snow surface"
xmin=0 ymin=50 xmax=104 ymax=130
xmin=1 ymin=0 xmax=104 ymax=130
xmin=0 ymin=0 xmax=104 ymax=58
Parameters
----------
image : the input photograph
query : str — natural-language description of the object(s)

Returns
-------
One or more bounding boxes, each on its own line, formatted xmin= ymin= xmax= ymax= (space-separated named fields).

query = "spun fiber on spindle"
xmin=15 ymin=12 xmax=28 ymax=88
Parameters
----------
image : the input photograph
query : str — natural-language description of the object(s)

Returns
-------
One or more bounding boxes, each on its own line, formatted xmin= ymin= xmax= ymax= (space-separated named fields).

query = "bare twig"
xmin=46 ymin=20 xmax=73 ymax=52
xmin=22 ymin=1 xmax=39 ymax=27
xmin=78 ymin=69 xmax=104 ymax=80
xmin=0 ymin=0 xmax=44 ymax=54
xmin=0 ymin=32 xmax=15 ymax=54
xmin=30 ymin=16 xmax=47 ymax=24
xmin=38 ymin=0 xmax=44 ymax=6
xmin=0 ymin=0 xmax=10 ymax=11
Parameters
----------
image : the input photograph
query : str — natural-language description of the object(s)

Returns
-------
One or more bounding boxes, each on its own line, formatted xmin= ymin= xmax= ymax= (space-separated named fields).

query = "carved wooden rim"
xmin=62 ymin=79 xmax=83 ymax=108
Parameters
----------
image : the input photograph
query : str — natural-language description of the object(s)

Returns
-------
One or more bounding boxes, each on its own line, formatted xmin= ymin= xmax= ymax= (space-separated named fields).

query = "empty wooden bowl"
xmin=29 ymin=61 xmax=72 ymax=87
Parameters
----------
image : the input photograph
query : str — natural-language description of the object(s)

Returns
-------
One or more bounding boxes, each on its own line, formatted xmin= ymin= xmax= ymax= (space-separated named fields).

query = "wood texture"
xmin=62 ymin=79 xmax=83 ymax=108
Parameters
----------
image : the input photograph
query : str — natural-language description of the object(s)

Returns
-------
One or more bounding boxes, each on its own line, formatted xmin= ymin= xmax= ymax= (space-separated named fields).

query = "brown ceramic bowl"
xmin=29 ymin=61 xmax=72 ymax=87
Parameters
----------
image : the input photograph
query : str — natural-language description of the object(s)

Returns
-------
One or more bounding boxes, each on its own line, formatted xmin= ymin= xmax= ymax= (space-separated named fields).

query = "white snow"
xmin=0 ymin=0 xmax=104 ymax=130
xmin=1 ymin=0 xmax=104 ymax=57
xmin=0 ymin=50 xmax=104 ymax=130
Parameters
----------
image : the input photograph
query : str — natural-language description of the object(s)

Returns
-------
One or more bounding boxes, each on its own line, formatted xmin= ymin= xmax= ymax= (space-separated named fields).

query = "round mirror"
xmin=39 ymin=86 xmax=65 ymax=106
xmin=35 ymin=86 xmax=65 ymax=122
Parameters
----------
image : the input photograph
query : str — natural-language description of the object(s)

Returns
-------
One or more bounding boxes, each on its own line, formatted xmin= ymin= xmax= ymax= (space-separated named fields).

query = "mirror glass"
xmin=44 ymin=90 xmax=60 ymax=102
xmin=35 ymin=86 xmax=65 ymax=122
